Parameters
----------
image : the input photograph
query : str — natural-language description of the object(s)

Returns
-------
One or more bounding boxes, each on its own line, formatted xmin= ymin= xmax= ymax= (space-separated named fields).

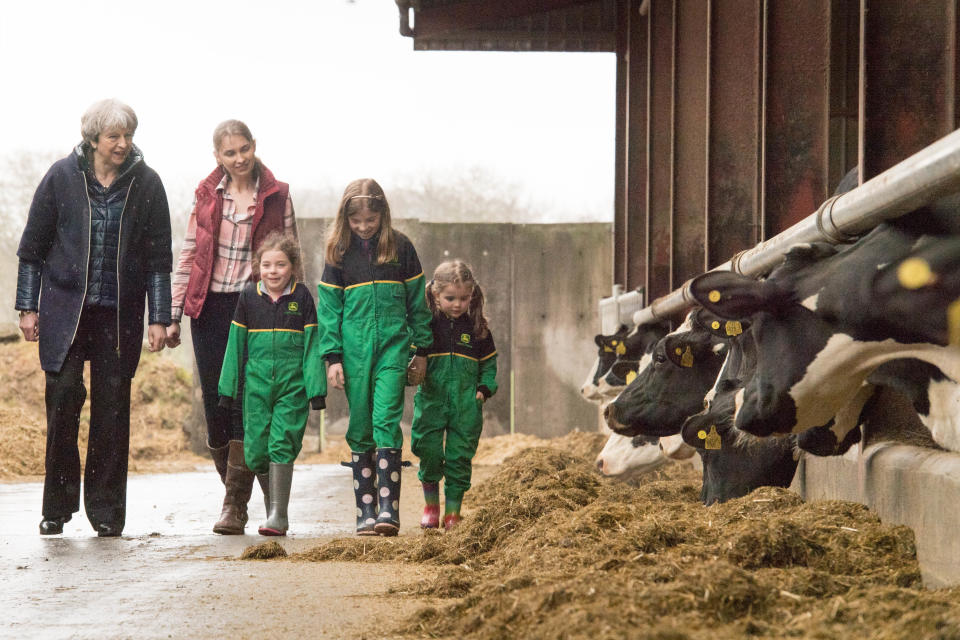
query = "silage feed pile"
xmin=0 ymin=341 xmax=199 ymax=478
xmin=291 ymin=448 xmax=960 ymax=639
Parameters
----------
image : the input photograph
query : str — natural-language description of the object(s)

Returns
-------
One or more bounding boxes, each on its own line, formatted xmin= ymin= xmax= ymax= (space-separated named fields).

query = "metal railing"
xmin=629 ymin=128 xmax=960 ymax=327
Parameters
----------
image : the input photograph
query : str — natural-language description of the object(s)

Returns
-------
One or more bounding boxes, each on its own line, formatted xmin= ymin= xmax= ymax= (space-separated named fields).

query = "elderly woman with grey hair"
xmin=15 ymin=98 xmax=172 ymax=537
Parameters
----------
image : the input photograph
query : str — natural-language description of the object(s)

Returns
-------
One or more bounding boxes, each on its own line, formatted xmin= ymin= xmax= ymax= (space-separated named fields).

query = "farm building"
xmin=395 ymin=0 xmax=960 ymax=586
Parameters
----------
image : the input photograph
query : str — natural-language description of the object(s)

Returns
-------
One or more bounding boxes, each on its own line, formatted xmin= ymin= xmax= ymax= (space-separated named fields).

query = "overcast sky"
xmin=0 ymin=1 xmax=615 ymax=221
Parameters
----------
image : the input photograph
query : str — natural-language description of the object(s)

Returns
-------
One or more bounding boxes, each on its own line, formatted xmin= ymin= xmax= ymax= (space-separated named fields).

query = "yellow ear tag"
xmin=625 ymin=370 xmax=638 ymax=384
xmin=675 ymin=347 xmax=682 ymax=355
xmin=603 ymin=346 xmax=614 ymax=353
xmin=897 ymin=258 xmax=935 ymax=289
xmin=725 ymin=321 xmax=743 ymax=336
xmin=704 ymin=425 xmax=722 ymax=450
xmin=708 ymin=290 xmax=721 ymax=303
xmin=948 ymin=298 xmax=960 ymax=347
xmin=711 ymin=321 xmax=720 ymax=330
xmin=616 ymin=342 xmax=627 ymax=355
xmin=681 ymin=346 xmax=694 ymax=368
xmin=697 ymin=429 xmax=707 ymax=440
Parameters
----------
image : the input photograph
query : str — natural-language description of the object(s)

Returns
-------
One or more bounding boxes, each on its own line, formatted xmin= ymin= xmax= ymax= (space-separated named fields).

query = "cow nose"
xmin=603 ymin=402 xmax=617 ymax=425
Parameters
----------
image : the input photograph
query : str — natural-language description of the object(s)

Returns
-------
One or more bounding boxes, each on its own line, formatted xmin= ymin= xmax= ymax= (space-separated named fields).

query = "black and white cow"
xmin=603 ymin=308 xmax=736 ymax=437
xmin=581 ymin=324 xmax=631 ymax=401
xmin=871 ymin=234 xmax=960 ymax=347
xmin=690 ymin=223 xmax=960 ymax=451
xmin=582 ymin=322 xmax=671 ymax=402
xmin=595 ymin=432 xmax=698 ymax=481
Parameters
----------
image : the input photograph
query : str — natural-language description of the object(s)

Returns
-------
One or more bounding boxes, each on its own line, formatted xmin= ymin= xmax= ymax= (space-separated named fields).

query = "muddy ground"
xmin=5 ymin=338 xmax=960 ymax=639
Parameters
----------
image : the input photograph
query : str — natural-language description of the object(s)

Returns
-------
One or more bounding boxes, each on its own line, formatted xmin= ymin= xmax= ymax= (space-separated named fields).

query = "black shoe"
xmin=39 ymin=515 xmax=71 ymax=535
xmin=96 ymin=523 xmax=123 ymax=538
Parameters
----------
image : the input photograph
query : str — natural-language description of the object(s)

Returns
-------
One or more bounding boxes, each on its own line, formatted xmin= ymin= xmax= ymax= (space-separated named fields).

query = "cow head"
xmin=580 ymin=324 xmax=630 ymax=401
xmin=603 ymin=309 xmax=739 ymax=437
xmin=870 ymin=235 xmax=960 ymax=347
xmin=595 ymin=433 xmax=666 ymax=479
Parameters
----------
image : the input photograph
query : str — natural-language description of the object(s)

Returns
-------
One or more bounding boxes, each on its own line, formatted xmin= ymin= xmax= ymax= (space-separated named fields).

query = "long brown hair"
xmin=325 ymin=178 xmax=396 ymax=265
xmin=426 ymin=260 xmax=489 ymax=338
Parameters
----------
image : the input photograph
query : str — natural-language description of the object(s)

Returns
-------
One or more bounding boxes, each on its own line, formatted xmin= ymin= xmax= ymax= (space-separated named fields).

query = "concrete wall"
xmin=794 ymin=444 xmax=960 ymax=588
xmin=182 ymin=219 xmax=611 ymax=450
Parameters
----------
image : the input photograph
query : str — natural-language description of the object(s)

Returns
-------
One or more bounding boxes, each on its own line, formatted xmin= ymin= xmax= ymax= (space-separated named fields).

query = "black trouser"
xmin=191 ymin=292 xmax=244 ymax=448
xmin=42 ymin=306 xmax=132 ymax=529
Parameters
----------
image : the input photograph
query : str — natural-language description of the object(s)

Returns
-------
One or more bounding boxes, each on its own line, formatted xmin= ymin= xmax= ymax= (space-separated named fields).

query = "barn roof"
xmin=395 ymin=0 xmax=618 ymax=52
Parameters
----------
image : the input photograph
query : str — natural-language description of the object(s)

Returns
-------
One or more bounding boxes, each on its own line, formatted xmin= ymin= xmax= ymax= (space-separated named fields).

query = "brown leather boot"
xmin=213 ymin=440 xmax=255 ymax=535
xmin=208 ymin=442 xmax=229 ymax=484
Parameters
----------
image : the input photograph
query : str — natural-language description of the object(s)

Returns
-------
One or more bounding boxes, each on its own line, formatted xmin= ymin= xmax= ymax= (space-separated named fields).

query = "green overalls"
xmin=411 ymin=313 xmax=498 ymax=503
xmin=218 ymin=281 xmax=325 ymax=473
xmin=316 ymin=230 xmax=433 ymax=452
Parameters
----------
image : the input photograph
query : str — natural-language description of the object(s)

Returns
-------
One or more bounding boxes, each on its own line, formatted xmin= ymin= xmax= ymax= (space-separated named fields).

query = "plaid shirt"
xmin=171 ymin=174 xmax=297 ymax=322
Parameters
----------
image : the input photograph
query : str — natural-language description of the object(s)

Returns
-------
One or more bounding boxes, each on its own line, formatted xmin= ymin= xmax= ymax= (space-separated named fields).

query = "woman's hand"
xmin=165 ymin=321 xmax=181 ymax=348
xmin=328 ymin=363 xmax=345 ymax=390
xmin=18 ymin=312 xmax=38 ymax=342
xmin=147 ymin=324 xmax=166 ymax=352
xmin=476 ymin=391 xmax=485 ymax=403
xmin=407 ymin=355 xmax=427 ymax=385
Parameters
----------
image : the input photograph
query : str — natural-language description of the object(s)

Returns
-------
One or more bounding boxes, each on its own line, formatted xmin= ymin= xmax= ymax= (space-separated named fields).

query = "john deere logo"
xmin=460 ymin=333 xmax=471 ymax=344
xmin=287 ymin=302 xmax=299 ymax=312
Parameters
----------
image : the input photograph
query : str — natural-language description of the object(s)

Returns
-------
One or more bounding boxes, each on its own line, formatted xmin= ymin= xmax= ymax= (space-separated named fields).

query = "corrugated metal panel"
xmin=647 ymin=0 xmax=675 ymax=299
xmin=672 ymin=0 xmax=709 ymax=281
xmin=625 ymin=0 xmax=649 ymax=291
xmin=762 ymin=0 xmax=831 ymax=237
xmin=707 ymin=0 xmax=763 ymax=266
xmin=861 ymin=0 xmax=959 ymax=179
xmin=613 ymin=1 xmax=628 ymax=287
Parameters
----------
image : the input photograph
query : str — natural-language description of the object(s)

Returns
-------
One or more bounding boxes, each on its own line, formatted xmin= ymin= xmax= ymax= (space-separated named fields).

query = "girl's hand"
xmin=165 ymin=321 xmax=181 ymax=348
xmin=407 ymin=355 xmax=427 ymax=385
xmin=476 ymin=391 xmax=485 ymax=403
xmin=328 ymin=363 xmax=345 ymax=390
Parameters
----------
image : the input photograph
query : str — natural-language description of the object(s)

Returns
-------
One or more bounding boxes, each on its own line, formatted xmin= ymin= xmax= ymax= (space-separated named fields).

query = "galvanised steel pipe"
xmin=632 ymin=127 xmax=960 ymax=326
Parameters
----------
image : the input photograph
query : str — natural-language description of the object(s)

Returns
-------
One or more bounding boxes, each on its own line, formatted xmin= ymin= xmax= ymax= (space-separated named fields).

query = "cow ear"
xmin=690 ymin=272 xmax=770 ymax=319
xmin=692 ymin=308 xmax=750 ymax=338
xmin=663 ymin=335 xmax=697 ymax=368
xmin=595 ymin=334 xmax=605 ymax=347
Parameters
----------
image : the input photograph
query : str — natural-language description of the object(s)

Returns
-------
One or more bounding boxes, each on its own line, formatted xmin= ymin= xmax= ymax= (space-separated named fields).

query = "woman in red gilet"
xmin=167 ymin=120 xmax=299 ymax=534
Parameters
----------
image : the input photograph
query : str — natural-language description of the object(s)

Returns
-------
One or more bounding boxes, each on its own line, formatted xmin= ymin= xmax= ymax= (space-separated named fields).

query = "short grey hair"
xmin=80 ymin=99 xmax=138 ymax=145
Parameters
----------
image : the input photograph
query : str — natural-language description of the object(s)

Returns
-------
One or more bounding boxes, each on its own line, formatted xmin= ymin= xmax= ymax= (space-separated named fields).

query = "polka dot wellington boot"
xmin=351 ymin=450 xmax=378 ymax=536
xmin=420 ymin=482 xmax=440 ymax=529
xmin=374 ymin=448 xmax=402 ymax=536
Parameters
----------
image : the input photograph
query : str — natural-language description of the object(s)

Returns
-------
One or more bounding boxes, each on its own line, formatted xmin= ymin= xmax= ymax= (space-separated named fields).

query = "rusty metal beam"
xmin=672 ymin=0 xmax=709 ymax=282
xmin=410 ymin=0 xmax=598 ymax=38
xmin=613 ymin=0 xmax=628 ymax=287
xmin=647 ymin=0 xmax=675 ymax=299
xmin=860 ymin=0 xmax=959 ymax=180
xmin=762 ymin=0 xmax=831 ymax=237
xmin=707 ymin=0 xmax=763 ymax=267
xmin=625 ymin=0 xmax=649 ymax=291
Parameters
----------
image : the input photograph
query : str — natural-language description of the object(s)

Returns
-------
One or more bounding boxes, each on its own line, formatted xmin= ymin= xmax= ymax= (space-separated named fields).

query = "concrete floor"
xmin=0 ymin=464 xmax=437 ymax=640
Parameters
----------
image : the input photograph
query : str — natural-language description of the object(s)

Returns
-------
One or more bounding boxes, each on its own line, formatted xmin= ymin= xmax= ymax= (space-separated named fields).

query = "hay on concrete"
xmin=290 ymin=444 xmax=960 ymax=639
xmin=241 ymin=541 xmax=288 ymax=560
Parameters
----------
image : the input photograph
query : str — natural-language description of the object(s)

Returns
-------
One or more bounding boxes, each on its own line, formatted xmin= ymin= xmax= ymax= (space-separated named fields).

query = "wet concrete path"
xmin=1 ymin=465 xmax=435 ymax=640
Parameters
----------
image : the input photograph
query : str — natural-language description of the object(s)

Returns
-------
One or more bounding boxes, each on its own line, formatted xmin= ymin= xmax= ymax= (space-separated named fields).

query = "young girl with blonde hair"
xmin=316 ymin=178 xmax=433 ymax=536
xmin=411 ymin=260 xmax=497 ymax=530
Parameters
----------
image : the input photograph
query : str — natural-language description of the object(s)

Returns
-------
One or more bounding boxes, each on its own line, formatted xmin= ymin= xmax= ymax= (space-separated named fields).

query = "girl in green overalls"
xmin=218 ymin=231 xmax=325 ymax=536
xmin=410 ymin=260 xmax=498 ymax=531
xmin=317 ymin=178 xmax=433 ymax=536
